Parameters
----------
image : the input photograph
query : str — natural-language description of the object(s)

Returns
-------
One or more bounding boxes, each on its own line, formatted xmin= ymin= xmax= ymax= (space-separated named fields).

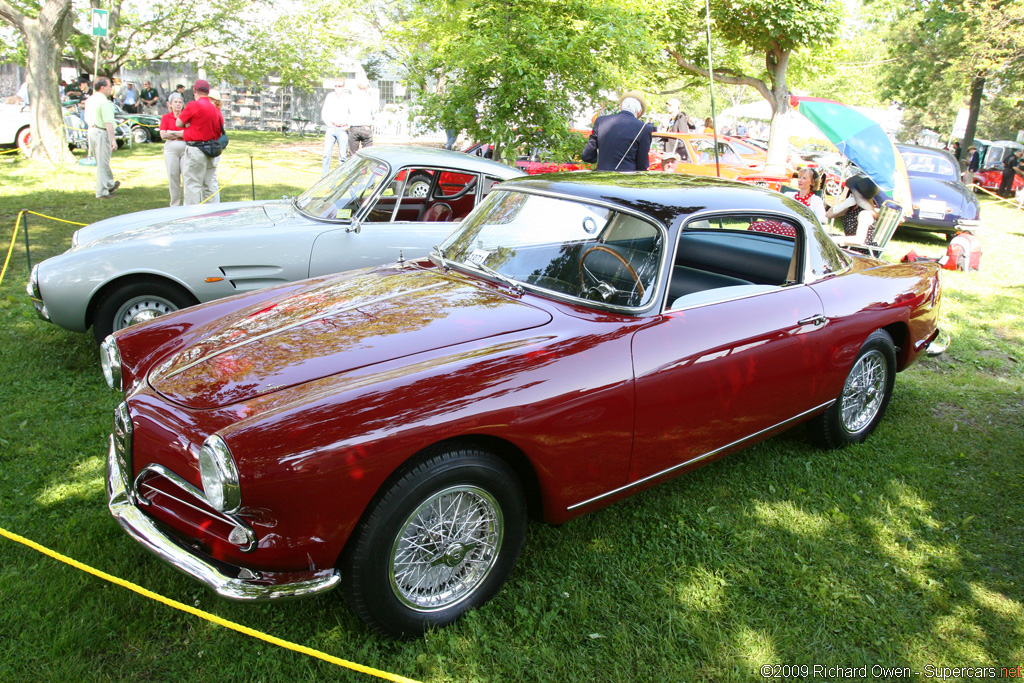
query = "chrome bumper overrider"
xmin=106 ymin=436 xmax=341 ymax=601
xmin=925 ymin=328 xmax=951 ymax=356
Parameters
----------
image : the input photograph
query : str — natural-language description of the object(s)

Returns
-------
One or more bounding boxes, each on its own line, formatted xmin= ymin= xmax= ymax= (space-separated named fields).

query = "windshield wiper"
xmin=465 ymin=261 xmax=524 ymax=296
xmin=429 ymin=244 xmax=453 ymax=270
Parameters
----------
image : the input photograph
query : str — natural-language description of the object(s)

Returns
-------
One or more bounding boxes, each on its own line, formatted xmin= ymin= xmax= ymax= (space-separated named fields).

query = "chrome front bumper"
xmin=106 ymin=436 xmax=341 ymax=601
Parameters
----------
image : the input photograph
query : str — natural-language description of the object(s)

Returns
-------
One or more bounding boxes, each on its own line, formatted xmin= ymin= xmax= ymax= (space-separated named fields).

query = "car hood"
xmin=147 ymin=268 xmax=553 ymax=410
xmin=71 ymin=200 xmax=299 ymax=249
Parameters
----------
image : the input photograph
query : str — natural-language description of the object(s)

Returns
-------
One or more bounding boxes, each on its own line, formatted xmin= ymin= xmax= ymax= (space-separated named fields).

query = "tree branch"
xmin=667 ymin=48 xmax=772 ymax=102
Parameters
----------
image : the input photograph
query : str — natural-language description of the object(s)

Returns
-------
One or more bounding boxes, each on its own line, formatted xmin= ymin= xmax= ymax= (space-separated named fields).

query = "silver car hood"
xmin=71 ymin=200 xmax=302 ymax=250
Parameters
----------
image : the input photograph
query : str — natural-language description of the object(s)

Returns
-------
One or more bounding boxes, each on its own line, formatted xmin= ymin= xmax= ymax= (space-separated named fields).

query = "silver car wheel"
xmin=132 ymin=126 xmax=149 ymax=144
xmin=113 ymin=295 xmax=181 ymax=330
xmin=389 ymin=484 xmax=503 ymax=611
xmin=840 ymin=349 xmax=886 ymax=434
xmin=406 ymin=175 xmax=431 ymax=198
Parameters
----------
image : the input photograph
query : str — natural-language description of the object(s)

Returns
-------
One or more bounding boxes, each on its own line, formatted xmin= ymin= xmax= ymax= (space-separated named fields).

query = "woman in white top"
xmin=785 ymin=167 xmax=827 ymax=224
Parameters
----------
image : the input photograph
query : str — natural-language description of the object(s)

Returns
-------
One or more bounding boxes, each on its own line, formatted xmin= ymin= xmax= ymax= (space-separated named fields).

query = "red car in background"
xmin=972 ymin=140 xmax=1024 ymax=194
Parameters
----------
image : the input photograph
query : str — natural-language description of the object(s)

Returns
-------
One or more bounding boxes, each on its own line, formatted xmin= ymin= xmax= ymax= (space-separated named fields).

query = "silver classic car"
xmin=28 ymin=147 xmax=524 ymax=341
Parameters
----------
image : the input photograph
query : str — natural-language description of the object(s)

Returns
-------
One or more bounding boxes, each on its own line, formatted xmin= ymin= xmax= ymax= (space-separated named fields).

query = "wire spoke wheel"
xmin=839 ymin=349 xmax=886 ymax=434
xmin=390 ymin=485 xmax=503 ymax=611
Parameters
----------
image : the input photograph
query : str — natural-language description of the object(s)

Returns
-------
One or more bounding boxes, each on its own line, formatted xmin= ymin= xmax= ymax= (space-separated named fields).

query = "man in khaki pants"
xmin=84 ymin=77 xmax=121 ymax=199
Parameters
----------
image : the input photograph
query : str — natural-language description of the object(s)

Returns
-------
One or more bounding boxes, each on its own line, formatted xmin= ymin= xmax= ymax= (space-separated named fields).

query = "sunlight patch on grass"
xmin=35 ymin=455 xmax=104 ymax=506
xmin=673 ymin=566 xmax=730 ymax=613
xmin=750 ymin=500 xmax=833 ymax=538
xmin=969 ymin=583 xmax=1024 ymax=624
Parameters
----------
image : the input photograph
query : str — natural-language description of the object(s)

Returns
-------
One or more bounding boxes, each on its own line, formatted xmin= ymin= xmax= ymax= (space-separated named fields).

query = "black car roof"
xmin=500 ymin=171 xmax=799 ymax=226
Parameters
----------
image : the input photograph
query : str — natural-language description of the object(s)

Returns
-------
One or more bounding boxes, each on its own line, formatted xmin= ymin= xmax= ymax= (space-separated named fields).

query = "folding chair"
xmin=845 ymin=199 xmax=902 ymax=259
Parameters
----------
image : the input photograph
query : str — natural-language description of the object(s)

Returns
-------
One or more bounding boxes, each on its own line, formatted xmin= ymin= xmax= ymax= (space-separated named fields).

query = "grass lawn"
xmin=1 ymin=135 xmax=1022 ymax=682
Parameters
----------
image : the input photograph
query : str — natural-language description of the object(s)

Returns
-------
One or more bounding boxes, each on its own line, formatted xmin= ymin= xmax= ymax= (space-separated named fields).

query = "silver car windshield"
xmin=294 ymin=156 xmax=390 ymax=221
xmin=439 ymin=189 xmax=663 ymax=309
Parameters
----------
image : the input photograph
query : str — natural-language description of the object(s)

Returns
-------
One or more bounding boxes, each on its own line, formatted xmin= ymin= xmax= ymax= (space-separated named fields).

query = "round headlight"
xmin=198 ymin=435 xmax=240 ymax=514
xmin=99 ymin=336 xmax=123 ymax=391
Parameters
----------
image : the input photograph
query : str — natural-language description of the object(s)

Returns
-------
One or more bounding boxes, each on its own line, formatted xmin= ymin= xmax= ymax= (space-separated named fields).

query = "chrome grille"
xmin=112 ymin=402 xmax=133 ymax=496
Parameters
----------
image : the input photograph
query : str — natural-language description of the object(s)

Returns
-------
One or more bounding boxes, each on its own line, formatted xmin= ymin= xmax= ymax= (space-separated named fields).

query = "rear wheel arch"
xmin=881 ymin=321 xmax=911 ymax=370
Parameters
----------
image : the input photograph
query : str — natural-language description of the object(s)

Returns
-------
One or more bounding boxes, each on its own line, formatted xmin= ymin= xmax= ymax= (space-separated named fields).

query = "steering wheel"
xmin=578 ymin=245 xmax=645 ymax=300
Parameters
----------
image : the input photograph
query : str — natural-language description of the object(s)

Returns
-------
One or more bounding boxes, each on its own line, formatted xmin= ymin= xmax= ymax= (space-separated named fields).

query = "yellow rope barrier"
xmin=199 ymin=165 xmax=248 ymax=205
xmin=21 ymin=211 xmax=87 ymax=226
xmin=973 ymin=183 xmax=1024 ymax=209
xmin=0 ymin=211 xmax=23 ymax=287
xmin=0 ymin=525 xmax=422 ymax=683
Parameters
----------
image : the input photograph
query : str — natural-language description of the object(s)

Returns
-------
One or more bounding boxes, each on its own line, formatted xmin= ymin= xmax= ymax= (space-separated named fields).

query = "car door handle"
xmin=798 ymin=314 xmax=828 ymax=327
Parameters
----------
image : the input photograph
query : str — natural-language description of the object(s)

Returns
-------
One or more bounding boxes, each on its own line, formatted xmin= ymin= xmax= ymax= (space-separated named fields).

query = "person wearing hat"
xmin=176 ymin=79 xmax=224 ymax=205
xmin=660 ymin=153 xmax=680 ymax=173
xmin=827 ymin=174 xmax=880 ymax=246
xmin=581 ymin=90 xmax=656 ymax=172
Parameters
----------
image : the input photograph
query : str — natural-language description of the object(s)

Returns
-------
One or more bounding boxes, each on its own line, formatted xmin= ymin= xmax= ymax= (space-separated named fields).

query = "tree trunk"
xmin=960 ymin=75 xmax=984 ymax=153
xmin=0 ymin=0 xmax=75 ymax=164
xmin=762 ymin=48 xmax=791 ymax=173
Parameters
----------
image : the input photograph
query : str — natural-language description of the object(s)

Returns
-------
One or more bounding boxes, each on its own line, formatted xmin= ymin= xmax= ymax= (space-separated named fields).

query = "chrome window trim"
xmin=567 ymin=400 xmax=835 ymax=511
xmin=135 ymin=463 xmax=257 ymax=553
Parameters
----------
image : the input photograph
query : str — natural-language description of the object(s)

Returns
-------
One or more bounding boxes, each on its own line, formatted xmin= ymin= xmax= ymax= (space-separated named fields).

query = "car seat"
xmin=422 ymin=202 xmax=453 ymax=222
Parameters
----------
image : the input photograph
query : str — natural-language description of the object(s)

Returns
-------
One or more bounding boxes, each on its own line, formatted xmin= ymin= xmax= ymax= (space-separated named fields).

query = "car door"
xmin=307 ymin=168 xmax=500 ymax=277
xmin=627 ymin=214 xmax=833 ymax=482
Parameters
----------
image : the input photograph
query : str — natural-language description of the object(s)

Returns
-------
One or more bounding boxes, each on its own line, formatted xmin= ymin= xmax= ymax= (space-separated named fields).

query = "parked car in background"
xmin=463 ymin=137 xmax=593 ymax=175
xmin=28 ymin=147 xmax=524 ymax=342
xmin=113 ymin=102 xmax=162 ymax=143
xmin=898 ymin=144 xmax=981 ymax=235
xmin=101 ymin=171 xmax=946 ymax=638
xmin=972 ymin=140 xmax=1024 ymax=195
xmin=650 ymin=133 xmax=791 ymax=191
xmin=0 ymin=101 xmax=130 ymax=153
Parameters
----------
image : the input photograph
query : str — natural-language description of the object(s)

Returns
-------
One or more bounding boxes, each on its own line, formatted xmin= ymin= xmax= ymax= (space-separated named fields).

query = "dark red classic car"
xmin=102 ymin=172 xmax=947 ymax=638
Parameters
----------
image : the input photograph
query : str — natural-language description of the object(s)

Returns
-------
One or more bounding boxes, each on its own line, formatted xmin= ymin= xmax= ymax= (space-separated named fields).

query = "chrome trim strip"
xmin=567 ymin=400 xmax=836 ymax=511
xmin=107 ymin=442 xmax=340 ymax=600
xmin=135 ymin=464 xmax=257 ymax=553
xmin=165 ymin=282 xmax=444 ymax=379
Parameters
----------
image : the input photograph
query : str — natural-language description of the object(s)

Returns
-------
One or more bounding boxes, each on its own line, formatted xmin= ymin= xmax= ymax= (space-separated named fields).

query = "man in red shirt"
xmin=176 ymin=79 xmax=224 ymax=205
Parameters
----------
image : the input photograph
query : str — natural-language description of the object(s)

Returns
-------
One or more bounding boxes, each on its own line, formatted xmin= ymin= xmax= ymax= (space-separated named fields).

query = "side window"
xmin=435 ymin=172 xmax=476 ymax=197
xmin=365 ymin=167 xmax=433 ymax=222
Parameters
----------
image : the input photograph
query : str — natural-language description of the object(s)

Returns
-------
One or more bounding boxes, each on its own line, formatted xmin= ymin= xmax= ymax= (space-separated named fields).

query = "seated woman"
xmin=785 ymin=168 xmax=827 ymax=224
xmin=827 ymin=174 xmax=880 ymax=247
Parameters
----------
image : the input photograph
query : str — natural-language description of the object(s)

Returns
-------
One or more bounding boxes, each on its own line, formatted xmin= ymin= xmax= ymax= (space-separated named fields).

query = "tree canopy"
xmin=659 ymin=0 xmax=843 ymax=166
xmin=871 ymin=0 xmax=1024 ymax=147
xmin=390 ymin=0 xmax=660 ymax=163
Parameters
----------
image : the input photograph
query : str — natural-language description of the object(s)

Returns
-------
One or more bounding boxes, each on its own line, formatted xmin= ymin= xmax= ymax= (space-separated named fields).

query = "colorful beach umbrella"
xmin=790 ymin=95 xmax=911 ymax=209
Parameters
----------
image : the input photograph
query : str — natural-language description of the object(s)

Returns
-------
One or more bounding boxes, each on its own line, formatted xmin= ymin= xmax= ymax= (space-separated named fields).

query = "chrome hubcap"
xmin=840 ymin=350 xmax=886 ymax=433
xmin=390 ymin=485 xmax=503 ymax=611
xmin=115 ymin=296 xmax=180 ymax=330
xmin=408 ymin=180 xmax=430 ymax=198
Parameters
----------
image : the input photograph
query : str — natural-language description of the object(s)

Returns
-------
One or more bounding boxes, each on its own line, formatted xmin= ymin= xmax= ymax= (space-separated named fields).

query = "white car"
xmin=28 ymin=146 xmax=525 ymax=342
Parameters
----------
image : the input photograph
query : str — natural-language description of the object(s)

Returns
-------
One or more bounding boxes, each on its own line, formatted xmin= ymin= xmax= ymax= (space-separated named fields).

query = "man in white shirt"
xmin=320 ymin=79 xmax=349 ymax=175
xmin=346 ymin=79 xmax=377 ymax=156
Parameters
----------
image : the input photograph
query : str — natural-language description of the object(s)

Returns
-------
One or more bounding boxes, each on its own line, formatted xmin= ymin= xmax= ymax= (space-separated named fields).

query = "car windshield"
xmin=294 ymin=156 xmax=390 ymax=221
xmin=438 ymin=190 xmax=663 ymax=309
xmin=901 ymin=151 xmax=958 ymax=181
xmin=690 ymin=139 xmax=743 ymax=165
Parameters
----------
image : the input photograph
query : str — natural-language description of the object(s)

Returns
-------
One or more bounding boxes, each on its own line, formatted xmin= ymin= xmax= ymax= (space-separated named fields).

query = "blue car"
xmin=898 ymin=145 xmax=980 ymax=236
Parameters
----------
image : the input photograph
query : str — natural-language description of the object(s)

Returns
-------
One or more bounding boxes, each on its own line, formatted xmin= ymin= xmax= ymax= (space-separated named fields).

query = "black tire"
xmin=341 ymin=447 xmax=526 ymax=638
xmin=809 ymin=329 xmax=896 ymax=449
xmin=405 ymin=172 xmax=433 ymax=198
xmin=92 ymin=280 xmax=198 ymax=344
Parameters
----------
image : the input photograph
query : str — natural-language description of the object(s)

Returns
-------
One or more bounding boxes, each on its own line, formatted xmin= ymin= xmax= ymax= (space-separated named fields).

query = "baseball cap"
xmin=193 ymin=79 xmax=210 ymax=93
